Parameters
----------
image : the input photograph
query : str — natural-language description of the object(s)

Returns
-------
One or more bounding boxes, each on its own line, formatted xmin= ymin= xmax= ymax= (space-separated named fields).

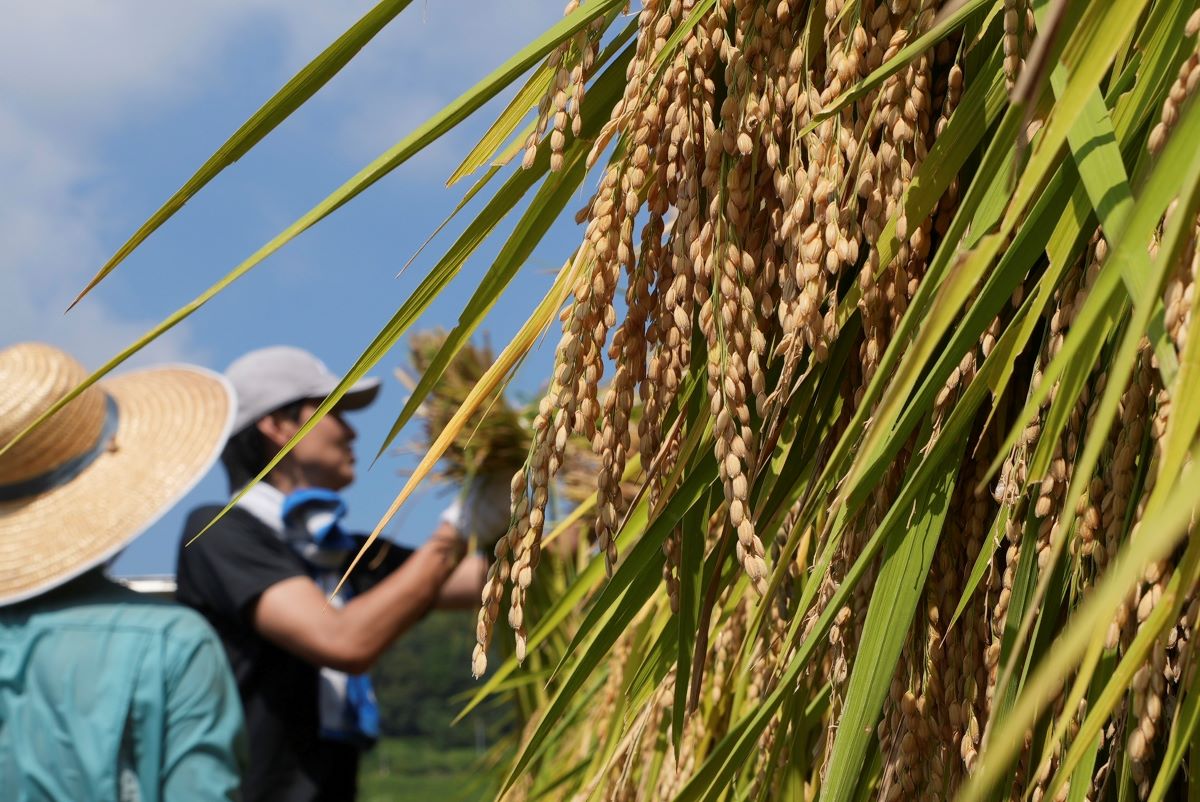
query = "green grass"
xmin=358 ymin=737 xmax=492 ymax=802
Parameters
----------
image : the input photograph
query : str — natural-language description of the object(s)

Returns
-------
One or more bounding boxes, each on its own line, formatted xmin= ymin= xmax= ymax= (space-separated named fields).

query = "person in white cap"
xmin=0 ymin=342 xmax=245 ymax=801
xmin=174 ymin=345 xmax=508 ymax=802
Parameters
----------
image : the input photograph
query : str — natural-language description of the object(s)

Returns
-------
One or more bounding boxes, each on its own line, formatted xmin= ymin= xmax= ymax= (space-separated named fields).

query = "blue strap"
xmin=281 ymin=487 xmax=380 ymax=746
xmin=320 ymin=675 xmax=381 ymax=747
xmin=0 ymin=396 xmax=118 ymax=503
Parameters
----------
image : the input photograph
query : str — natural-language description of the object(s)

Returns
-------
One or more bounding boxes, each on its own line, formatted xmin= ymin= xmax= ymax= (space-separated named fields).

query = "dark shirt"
xmin=176 ymin=505 xmax=411 ymax=802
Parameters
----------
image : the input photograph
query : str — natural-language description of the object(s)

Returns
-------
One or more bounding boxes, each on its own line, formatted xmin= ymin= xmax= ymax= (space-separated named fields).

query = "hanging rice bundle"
xmin=461 ymin=2 xmax=1200 ymax=801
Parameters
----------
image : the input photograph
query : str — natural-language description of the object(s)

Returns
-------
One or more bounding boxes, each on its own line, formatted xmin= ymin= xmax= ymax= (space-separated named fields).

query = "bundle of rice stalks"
xmin=398 ymin=329 xmax=640 ymax=526
xmin=398 ymin=329 xmax=531 ymax=482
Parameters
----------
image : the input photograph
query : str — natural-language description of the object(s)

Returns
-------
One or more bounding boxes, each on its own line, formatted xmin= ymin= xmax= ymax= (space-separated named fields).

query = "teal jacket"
xmin=0 ymin=572 xmax=246 ymax=801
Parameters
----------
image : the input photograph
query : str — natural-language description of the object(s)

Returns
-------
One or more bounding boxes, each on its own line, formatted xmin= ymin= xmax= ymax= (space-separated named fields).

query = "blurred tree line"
xmin=371 ymin=610 xmax=511 ymax=748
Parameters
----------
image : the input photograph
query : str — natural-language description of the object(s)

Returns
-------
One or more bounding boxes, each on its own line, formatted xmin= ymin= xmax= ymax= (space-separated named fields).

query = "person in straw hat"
xmin=0 ymin=342 xmax=246 ymax=801
xmin=175 ymin=345 xmax=509 ymax=802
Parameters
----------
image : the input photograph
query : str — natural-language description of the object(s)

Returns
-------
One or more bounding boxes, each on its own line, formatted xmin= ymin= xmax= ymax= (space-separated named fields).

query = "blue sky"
xmin=1 ymin=1 xmax=592 ymax=574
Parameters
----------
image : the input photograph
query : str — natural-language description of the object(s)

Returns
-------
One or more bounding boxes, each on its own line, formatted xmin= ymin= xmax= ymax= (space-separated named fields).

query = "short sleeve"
xmin=176 ymin=507 xmax=306 ymax=623
xmin=161 ymin=614 xmax=248 ymax=801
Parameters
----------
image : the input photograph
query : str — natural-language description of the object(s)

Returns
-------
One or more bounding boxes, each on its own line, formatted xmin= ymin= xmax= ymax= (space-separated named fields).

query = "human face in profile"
xmin=271 ymin=400 xmax=358 ymax=491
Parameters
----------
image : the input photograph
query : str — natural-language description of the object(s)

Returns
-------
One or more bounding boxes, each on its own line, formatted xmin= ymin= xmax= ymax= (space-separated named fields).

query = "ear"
xmin=256 ymin=412 xmax=299 ymax=451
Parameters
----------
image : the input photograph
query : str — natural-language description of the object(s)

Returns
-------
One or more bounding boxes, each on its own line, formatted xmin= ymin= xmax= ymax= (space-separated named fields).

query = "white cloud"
xmin=0 ymin=1 xmax=365 ymax=125
xmin=0 ymin=103 xmax=197 ymax=367
xmin=0 ymin=0 xmax=375 ymax=366
xmin=0 ymin=0 xmax=571 ymax=366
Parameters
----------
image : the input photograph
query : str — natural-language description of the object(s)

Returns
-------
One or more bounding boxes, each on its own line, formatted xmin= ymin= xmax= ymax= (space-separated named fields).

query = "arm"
xmin=435 ymin=552 xmax=488 ymax=610
xmin=253 ymin=522 xmax=467 ymax=674
xmin=162 ymin=623 xmax=247 ymax=801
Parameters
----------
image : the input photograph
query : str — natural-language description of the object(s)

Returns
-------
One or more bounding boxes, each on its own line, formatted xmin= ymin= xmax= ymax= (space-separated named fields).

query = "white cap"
xmin=225 ymin=346 xmax=381 ymax=433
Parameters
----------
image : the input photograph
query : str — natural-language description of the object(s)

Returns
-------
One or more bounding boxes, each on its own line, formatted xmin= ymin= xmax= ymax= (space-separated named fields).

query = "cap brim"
xmin=332 ymin=377 xmax=381 ymax=412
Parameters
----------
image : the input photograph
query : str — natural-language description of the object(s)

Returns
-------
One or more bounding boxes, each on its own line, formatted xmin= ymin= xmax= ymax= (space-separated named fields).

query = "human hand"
xmin=438 ymin=474 xmax=513 ymax=547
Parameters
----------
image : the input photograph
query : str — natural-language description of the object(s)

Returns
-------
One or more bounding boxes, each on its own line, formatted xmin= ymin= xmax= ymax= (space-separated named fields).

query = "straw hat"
xmin=0 ymin=343 xmax=234 ymax=605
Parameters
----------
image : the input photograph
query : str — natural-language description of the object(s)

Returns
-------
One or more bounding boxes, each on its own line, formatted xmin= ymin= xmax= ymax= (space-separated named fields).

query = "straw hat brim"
xmin=0 ymin=365 xmax=234 ymax=605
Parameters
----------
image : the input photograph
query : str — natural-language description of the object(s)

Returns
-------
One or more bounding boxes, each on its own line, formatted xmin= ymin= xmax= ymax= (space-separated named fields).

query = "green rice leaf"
xmin=820 ymin=429 xmax=960 ymax=802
